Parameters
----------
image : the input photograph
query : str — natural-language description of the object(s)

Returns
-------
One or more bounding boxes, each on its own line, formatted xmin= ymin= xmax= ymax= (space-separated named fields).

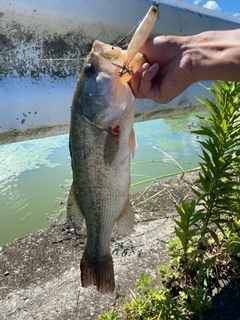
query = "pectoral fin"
xmin=116 ymin=198 xmax=135 ymax=237
xmin=129 ymin=128 xmax=138 ymax=159
xmin=67 ymin=183 xmax=85 ymax=229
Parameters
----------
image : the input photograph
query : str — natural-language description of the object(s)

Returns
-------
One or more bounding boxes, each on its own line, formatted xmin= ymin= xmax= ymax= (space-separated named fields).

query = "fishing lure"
xmin=114 ymin=2 xmax=160 ymax=77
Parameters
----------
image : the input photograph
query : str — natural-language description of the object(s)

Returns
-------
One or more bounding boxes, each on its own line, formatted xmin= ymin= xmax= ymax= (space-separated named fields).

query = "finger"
xmin=142 ymin=63 xmax=159 ymax=82
xmin=138 ymin=63 xmax=160 ymax=99
xmin=129 ymin=63 xmax=151 ymax=98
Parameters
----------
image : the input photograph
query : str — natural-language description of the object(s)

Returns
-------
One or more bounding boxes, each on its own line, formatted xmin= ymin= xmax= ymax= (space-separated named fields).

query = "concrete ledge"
xmin=1 ymin=0 xmax=240 ymax=144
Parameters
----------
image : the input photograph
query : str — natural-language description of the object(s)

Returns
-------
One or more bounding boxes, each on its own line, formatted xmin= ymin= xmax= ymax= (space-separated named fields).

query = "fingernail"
xmin=142 ymin=62 xmax=151 ymax=70
xmin=150 ymin=63 xmax=159 ymax=71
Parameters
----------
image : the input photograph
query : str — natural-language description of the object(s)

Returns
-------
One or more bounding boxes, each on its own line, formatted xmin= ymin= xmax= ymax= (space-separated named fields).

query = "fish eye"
xmin=84 ymin=63 xmax=96 ymax=77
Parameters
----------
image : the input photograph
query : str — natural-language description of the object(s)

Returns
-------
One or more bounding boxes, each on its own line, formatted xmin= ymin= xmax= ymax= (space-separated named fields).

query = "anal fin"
xmin=67 ymin=183 xmax=85 ymax=229
xmin=116 ymin=198 xmax=135 ymax=237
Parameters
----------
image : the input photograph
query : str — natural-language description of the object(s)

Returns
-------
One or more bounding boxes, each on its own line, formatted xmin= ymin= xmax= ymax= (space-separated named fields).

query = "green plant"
xmin=98 ymin=309 xmax=118 ymax=320
xmin=124 ymin=272 xmax=185 ymax=320
xmin=169 ymin=81 xmax=240 ymax=317
xmin=159 ymin=81 xmax=240 ymax=318
xmin=192 ymin=81 xmax=240 ymax=247
xmin=173 ymin=200 xmax=204 ymax=285
xmin=46 ymin=184 xmax=70 ymax=225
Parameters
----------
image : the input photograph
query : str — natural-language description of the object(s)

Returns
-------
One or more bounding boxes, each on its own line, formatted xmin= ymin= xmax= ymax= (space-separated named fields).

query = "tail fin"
xmin=80 ymin=250 xmax=115 ymax=294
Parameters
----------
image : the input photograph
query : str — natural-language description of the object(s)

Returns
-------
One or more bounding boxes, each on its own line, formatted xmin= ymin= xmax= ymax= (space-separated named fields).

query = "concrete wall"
xmin=1 ymin=0 xmax=240 ymax=144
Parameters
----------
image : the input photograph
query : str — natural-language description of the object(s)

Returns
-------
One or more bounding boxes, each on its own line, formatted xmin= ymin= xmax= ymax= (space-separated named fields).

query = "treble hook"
xmin=111 ymin=62 xmax=134 ymax=77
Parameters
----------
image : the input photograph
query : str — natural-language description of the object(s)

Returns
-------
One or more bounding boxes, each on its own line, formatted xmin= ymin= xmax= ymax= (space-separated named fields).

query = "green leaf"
xmin=174 ymin=227 xmax=187 ymax=250
xmin=227 ymin=241 xmax=240 ymax=255
xmin=208 ymin=229 xmax=220 ymax=245
xmin=189 ymin=249 xmax=206 ymax=256
xmin=198 ymin=171 xmax=211 ymax=192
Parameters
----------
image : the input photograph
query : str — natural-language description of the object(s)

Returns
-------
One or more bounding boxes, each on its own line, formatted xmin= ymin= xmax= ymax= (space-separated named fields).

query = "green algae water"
xmin=0 ymin=113 xmax=205 ymax=246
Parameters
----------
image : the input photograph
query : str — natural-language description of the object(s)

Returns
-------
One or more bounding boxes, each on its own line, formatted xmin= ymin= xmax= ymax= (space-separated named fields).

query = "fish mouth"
xmin=92 ymin=40 xmax=122 ymax=56
xmin=86 ymin=40 xmax=135 ymax=130
xmin=92 ymin=40 xmax=113 ymax=53
xmin=92 ymin=40 xmax=125 ymax=68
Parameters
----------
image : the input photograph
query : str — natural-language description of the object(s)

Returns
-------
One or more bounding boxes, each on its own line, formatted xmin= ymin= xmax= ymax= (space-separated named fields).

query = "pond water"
xmin=0 ymin=112 xmax=205 ymax=246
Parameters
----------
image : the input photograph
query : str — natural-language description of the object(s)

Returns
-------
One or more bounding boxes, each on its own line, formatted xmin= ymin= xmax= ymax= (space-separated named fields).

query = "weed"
xmin=98 ymin=309 xmax=118 ymax=320
xmin=124 ymin=272 xmax=185 ymax=320
xmin=191 ymin=81 xmax=240 ymax=248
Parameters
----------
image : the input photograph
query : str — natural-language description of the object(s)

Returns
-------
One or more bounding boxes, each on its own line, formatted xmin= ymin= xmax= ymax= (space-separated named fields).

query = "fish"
xmin=67 ymin=2 xmax=160 ymax=294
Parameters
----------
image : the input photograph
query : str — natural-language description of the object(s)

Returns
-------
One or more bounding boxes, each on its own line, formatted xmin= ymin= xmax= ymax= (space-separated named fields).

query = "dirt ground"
xmin=0 ymin=172 xmax=239 ymax=320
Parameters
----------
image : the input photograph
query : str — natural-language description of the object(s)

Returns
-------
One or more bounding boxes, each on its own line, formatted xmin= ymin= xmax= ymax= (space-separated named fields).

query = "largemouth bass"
xmin=67 ymin=2 xmax=159 ymax=294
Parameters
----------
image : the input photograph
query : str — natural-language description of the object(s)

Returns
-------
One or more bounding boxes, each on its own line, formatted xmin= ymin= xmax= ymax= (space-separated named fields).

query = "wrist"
xmin=187 ymin=29 xmax=240 ymax=82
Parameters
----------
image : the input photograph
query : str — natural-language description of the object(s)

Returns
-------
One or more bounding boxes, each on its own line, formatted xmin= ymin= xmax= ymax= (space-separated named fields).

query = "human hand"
xmin=129 ymin=35 xmax=195 ymax=104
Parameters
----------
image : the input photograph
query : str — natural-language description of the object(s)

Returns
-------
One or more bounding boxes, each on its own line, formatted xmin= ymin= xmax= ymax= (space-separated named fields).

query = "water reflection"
xmin=0 ymin=113 xmax=205 ymax=246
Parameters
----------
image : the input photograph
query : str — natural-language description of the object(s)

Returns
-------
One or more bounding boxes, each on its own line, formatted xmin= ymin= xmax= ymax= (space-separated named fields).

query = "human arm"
xmin=130 ymin=29 xmax=240 ymax=104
